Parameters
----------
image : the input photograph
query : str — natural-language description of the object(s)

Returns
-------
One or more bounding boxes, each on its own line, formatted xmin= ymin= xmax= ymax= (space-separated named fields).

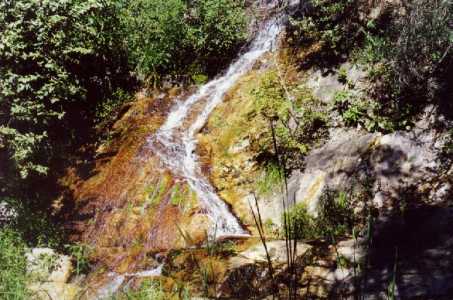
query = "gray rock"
xmin=230 ymin=240 xmax=312 ymax=266
xmin=306 ymin=63 xmax=368 ymax=104
xmin=0 ymin=201 xmax=17 ymax=224
xmin=26 ymin=248 xmax=79 ymax=300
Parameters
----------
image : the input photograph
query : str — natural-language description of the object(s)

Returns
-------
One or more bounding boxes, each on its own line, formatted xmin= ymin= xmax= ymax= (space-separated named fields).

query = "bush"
xmin=0 ymin=0 xmax=128 ymax=180
xmin=121 ymin=0 xmax=247 ymax=83
xmin=115 ymin=280 xmax=166 ymax=300
xmin=257 ymin=163 xmax=284 ymax=196
xmin=356 ymin=0 xmax=452 ymax=121
xmin=393 ymin=0 xmax=451 ymax=102
xmin=333 ymin=90 xmax=408 ymax=132
xmin=120 ymin=0 xmax=188 ymax=82
xmin=288 ymin=0 xmax=361 ymax=66
xmin=186 ymin=0 xmax=248 ymax=72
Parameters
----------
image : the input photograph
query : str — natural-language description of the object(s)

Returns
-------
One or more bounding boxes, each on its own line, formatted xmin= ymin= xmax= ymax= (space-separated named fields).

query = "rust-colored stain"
xmin=61 ymin=90 xmax=199 ymax=274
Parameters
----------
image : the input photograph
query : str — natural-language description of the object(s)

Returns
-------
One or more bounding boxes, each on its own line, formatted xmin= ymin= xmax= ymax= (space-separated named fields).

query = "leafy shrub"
xmin=356 ymin=0 xmax=452 ymax=120
xmin=65 ymin=243 xmax=92 ymax=276
xmin=333 ymin=90 xmax=404 ymax=132
xmin=95 ymin=88 xmax=132 ymax=126
xmin=120 ymin=0 xmax=188 ymax=83
xmin=0 ymin=197 xmax=62 ymax=248
xmin=288 ymin=0 xmax=361 ymax=66
xmin=186 ymin=0 xmax=248 ymax=72
xmin=392 ymin=0 xmax=451 ymax=102
xmin=257 ymin=163 xmax=284 ymax=196
xmin=121 ymin=0 xmax=247 ymax=83
xmin=0 ymin=0 xmax=128 ymax=180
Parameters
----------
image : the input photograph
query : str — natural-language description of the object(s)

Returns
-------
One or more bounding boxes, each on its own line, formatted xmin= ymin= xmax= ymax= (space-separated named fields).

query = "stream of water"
xmin=148 ymin=5 xmax=284 ymax=238
xmin=95 ymin=3 xmax=291 ymax=298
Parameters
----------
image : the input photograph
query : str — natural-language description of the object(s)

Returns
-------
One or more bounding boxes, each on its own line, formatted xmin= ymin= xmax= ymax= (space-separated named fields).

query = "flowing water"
xmin=148 ymin=7 xmax=284 ymax=238
xmin=95 ymin=265 xmax=164 ymax=299
xmin=94 ymin=3 xmax=291 ymax=298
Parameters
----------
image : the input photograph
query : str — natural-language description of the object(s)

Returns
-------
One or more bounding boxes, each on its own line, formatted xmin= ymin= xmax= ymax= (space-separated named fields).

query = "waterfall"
xmin=147 ymin=5 xmax=284 ymax=238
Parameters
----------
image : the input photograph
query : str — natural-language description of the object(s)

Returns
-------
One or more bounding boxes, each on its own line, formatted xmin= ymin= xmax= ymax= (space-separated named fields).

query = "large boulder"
xmin=26 ymin=248 xmax=80 ymax=300
xmin=219 ymin=240 xmax=312 ymax=299
xmin=290 ymin=124 xmax=449 ymax=216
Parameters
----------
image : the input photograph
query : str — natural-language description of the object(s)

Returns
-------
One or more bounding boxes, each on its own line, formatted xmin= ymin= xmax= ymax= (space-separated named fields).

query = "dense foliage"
xmin=0 ymin=0 xmax=127 ymax=182
xmin=121 ymin=0 xmax=247 ymax=82
xmin=285 ymin=190 xmax=355 ymax=242
xmin=290 ymin=0 xmax=452 ymax=132
xmin=288 ymin=0 xmax=361 ymax=66
xmin=364 ymin=0 xmax=452 ymax=107
xmin=0 ymin=0 xmax=248 ymax=195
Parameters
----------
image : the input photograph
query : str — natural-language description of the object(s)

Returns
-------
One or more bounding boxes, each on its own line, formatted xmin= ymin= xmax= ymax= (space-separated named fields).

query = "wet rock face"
xmin=64 ymin=92 xmax=207 ymax=273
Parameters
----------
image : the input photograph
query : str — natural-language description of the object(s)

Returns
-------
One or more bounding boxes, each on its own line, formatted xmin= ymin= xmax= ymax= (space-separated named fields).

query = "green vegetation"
xmin=358 ymin=0 xmax=452 ymax=106
xmin=251 ymin=69 xmax=328 ymax=169
xmin=285 ymin=190 xmax=355 ymax=242
xmin=0 ymin=197 xmax=62 ymax=247
xmin=290 ymin=0 xmax=451 ymax=132
xmin=288 ymin=0 xmax=361 ymax=66
xmin=0 ymin=229 xmax=29 ymax=300
xmin=0 ymin=0 xmax=248 ymax=197
xmin=121 ymin=0 xmax=247 ymax=82
xmin=257 ymin=163 xmax=284 ymax=196
xmin=0 ymin=0 xmax=128 ymax=180
xmin=115 ymin=280 xmax=166 ymax=300
xmin=170 ymin=184 xmax=184 ymax=206
xmin=333 ymin=90 xmax=404 ymax=132
xmin=65 ymin=243 xmax=92 ymax=276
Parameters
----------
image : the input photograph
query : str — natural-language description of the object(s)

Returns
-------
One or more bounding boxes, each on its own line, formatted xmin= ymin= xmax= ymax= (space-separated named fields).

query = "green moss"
xmin=170 ymin=184 xmax=183 ymax=206
xmin=143 ymin=174 xmax=172 ymax=207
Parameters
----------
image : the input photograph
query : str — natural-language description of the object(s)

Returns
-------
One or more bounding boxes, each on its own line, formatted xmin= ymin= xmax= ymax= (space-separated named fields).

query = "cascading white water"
xmin=148 ymin=5 xmax=284 ymax=238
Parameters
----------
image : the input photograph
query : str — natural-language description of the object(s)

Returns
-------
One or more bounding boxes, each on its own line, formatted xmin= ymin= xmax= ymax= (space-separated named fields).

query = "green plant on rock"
xmin=257 ymin=163 xmax=284 ymax=196
xmin=337 ymin=67 xmax=349 ymax=84
xmin=252 ymin=70 xmax=327 ymax=170
xmin=284 ymin=202 xmax=317 ymax=241
xmin=115 ymin=279 xmax=166 ymax=300
xmin=143 ymin=175 xmax=172 ymax=208
xmin=355 ymin=0 xmax=451 ymax=123
xmin=284 ymin=190 xmax=355 ymax=242
xmin=65 ymin=243 xmax=92 ymax=276
xmin=170 ymin=184 xmax=184 ymax=207
xmin=317 ymin=190 xmax=355 ymax=242
xmin=333 ymin=90 xmax=406 ymax=132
